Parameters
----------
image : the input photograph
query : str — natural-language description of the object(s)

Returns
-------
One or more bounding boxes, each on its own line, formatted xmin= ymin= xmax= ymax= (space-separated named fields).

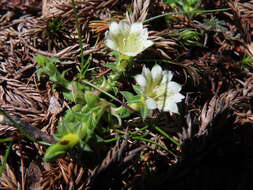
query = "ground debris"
xmin=1 ymin=0 xmax=253 ymax=189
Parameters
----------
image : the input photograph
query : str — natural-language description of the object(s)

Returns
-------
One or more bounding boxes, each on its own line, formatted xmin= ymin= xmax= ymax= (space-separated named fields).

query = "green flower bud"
xmin=44 ymin=133 xmax=80 ymax=162
xmin=84 ymin=91 xmax=99 ymax=107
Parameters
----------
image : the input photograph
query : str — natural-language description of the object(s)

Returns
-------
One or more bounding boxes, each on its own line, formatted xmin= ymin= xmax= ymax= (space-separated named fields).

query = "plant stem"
xmin=144 ymin=8 xmax=229 ymax=23
xmin=155 ymin=126 xmax=181 ymax=146
xmin=0 ymin=143 xmax=12 ymax=177
xmin=0 ymin=108 xmax=35 ymax=142
xmin=71 ymin=0 xmax=85 ymax=66
xmin=132 ymin=136 xmax=176 ymax=156
xmin=82 ymin=80 xmax=136 ymax=113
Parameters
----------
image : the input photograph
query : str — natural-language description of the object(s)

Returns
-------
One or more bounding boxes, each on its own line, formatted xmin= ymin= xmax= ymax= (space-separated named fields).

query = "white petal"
xmin=105 ymin=39 xmax=117 ymax=51
xmin=175 ymin=93 xmax=185 ymax=101
xmin=135 ymin=74 xmax=146 ymax=87
xmin=151 ymin=64 xmax=162 ymax=82
xmin=167 ymin=81 xmax=182 ymax=92
xmin=159 ymin=100 xmax=179 ymax=113
xmin=105 ymin=21 xmax=153 ymax=56
xmin=166 ymin=93 xmax=185 ymax=103
xmin=105 ymin=31 xmax=109 ymax=38
xmin=118 ymin=21 xmax=130 ymax=33
xmin=130 ymin=22 xmax=143 ymax=34
xmin=141 ymin=28 xmax=148 ymax=39
xmin=142 ymin=65 xmax=152 ymax=80
xmin=167 ymin=71 xmax=173 ymax=81
xmin=145 ymin=97 xmax=157 ymax=110
xmin=121 ymin=51 xmax=139 ymax=57
xmin=161 ymin=71 xmax=173 ymax=83
xmin=109 ymin=22 xmax=120 ymax=35
xmin=142 ymin=40 xmax=153 ymax=49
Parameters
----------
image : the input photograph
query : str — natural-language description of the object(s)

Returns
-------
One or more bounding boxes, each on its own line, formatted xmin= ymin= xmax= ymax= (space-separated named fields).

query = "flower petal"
xmin=145 ymin=97 xmax=157 ymax=110
xmin=175 ymin=93 xmax=185 ymax=101
xmin=151 ymin=64 xmax=162 ymax=83
xmin=142 ymin=65 xmax=152 ymax=80
xmin=159 ymin=100 xmax=179 ymax=113
xmin=134 ymin=63 xmax=184 ymax=114
xmin=142 ymin=40 xmax=153 ymax=49
xmin=166 ymin=93 xmax=185 ymax=103
xmin=167 ymin=81 xmax=182 ymax=93
xmin=105 ymin=39 xmax=118 ymax=51
xmin=105 ymin=21 xmax=153 ymax=56
xmin=141 ymin=28 xmax=149 ymax=39
xmin=109 ymin=22 xmax=120 ymax=35
xmin=135 ymin=74 xmax=146 ymax=87
xmin=130 ymin=22 xmax=143 ymax=34
xmin=118 ymin=21 xmax=130 ymax=34
xmin=161 ymin=71 xmax=173 ymax=83
xmin=122 ymin=51 xmax=139 ymax=57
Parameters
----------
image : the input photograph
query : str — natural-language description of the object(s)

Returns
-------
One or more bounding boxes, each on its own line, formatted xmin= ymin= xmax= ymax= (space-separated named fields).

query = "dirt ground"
xmin=0 ymin=0 xmax=253 ymax=189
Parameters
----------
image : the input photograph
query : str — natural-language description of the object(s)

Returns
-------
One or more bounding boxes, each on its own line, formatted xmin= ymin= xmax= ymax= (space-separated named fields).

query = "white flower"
xmin=135 ymin=64 xmax=185 ymax=113
xmin=105 ymin=21 xmax=153 ymax=57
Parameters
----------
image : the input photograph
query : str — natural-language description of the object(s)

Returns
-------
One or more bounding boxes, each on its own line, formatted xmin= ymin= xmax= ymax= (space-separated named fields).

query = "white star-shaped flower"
xmin=135 ymin=64 xmax=185 ymax=113
xmin=105 ymin=21 xmax=153 ymax=57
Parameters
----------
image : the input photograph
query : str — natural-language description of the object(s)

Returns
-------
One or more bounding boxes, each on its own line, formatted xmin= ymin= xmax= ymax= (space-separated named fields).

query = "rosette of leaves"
xmin=36 ymin=54 xmax=86 ymax=103
xmin=164 ymin=0 xmax=201 ymax=12
xmin=44 ymin=91 xmax=114 ymax=161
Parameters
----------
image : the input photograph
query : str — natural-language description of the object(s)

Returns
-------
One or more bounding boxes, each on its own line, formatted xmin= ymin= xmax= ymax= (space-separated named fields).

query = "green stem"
xmin=0 ymin=108 xmax=35 ymax=142
xmin=71 ymin=0 xmax=85 ymax=66
xmin=144 ymin=8 xmax=229 ymax=23
xmin=0 ymin=138 xmax=13 ymax=143
xmin=154 ymin=126 xmax=181 ymax=146
xmin=0 ymin=142 xmax=12 ymax=177
xmin=132 ymin=136 xmax=176 ymax=156
xmin=82 ymin=80 xmax=136 ymax=113
xmin=103 ymin=125 xmax=149 ymax=143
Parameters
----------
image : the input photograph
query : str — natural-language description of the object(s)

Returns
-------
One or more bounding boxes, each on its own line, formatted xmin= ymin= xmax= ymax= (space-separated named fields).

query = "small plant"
xmin=37 ymin=20 xmax=184 ymax=162
xmin=36 ymin=54 xmax=86 ymax=103
xmin=0 ymin=138 xmax=12 ymax=177
xmin=169 ymin=29 xmax=203 ymax=47
xmin=44 ymin=17 xmax=70 ymax=50
xmin=238 ymin=56 xmax=253 ymax=71
xmin=178 ymin=29 xmax=202 ymax=47
xmin=202 ymin=16 xmax=227 ymax=32
xmin=47 ymin=18 xmax=65 ymax=39
xmin=163 ymin=0 xmax=201 ymax=12
xmin=135 ymin=64 xmax=184 ymax=113
xmin=105 ymin=21 xmax=153 ymax=57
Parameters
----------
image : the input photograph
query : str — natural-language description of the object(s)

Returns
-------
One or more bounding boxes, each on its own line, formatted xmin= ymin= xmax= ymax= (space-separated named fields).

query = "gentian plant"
xmin=38 ymin=19 xmax=183 ymax=162
xmin=105 ymin=21 xmax=153 ymax=57
xmin=135 ymin=64 xmax=185 ymax=113
xmin=40 ymin=20 xmax=155 ymax=161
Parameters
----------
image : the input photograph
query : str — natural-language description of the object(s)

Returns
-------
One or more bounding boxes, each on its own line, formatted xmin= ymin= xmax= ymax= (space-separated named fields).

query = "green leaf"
xmin=120 ymin=91 xmax=135 ymax=102
xmin=132 ymin=85 xmax=143 ymax=95
xmin=104 ymin=61 xmax=119 ymax=71
xmin=77 ymin=54 xmax=92 ymax=79
xmin=0 ymin=143 xmax=12 ymax=177
xmin=140 ymin=104 xmax=149 ymax=120
xmin=84 ymin=92 xmax=99 ymax=107
xmin=117 ymin=107 xmax=130 ymax=118
xmin=112 ymin=85 xmax=119 ymax=95
xmin=35 ymin=54 xmax=71 ymax=89
xmin=127 ymin=95 xmax=142 ymax=104
xmin=44 ymin=133 xmax=80 ymax=162
xmin=80 ymin=143 xmax=93 ymax=152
